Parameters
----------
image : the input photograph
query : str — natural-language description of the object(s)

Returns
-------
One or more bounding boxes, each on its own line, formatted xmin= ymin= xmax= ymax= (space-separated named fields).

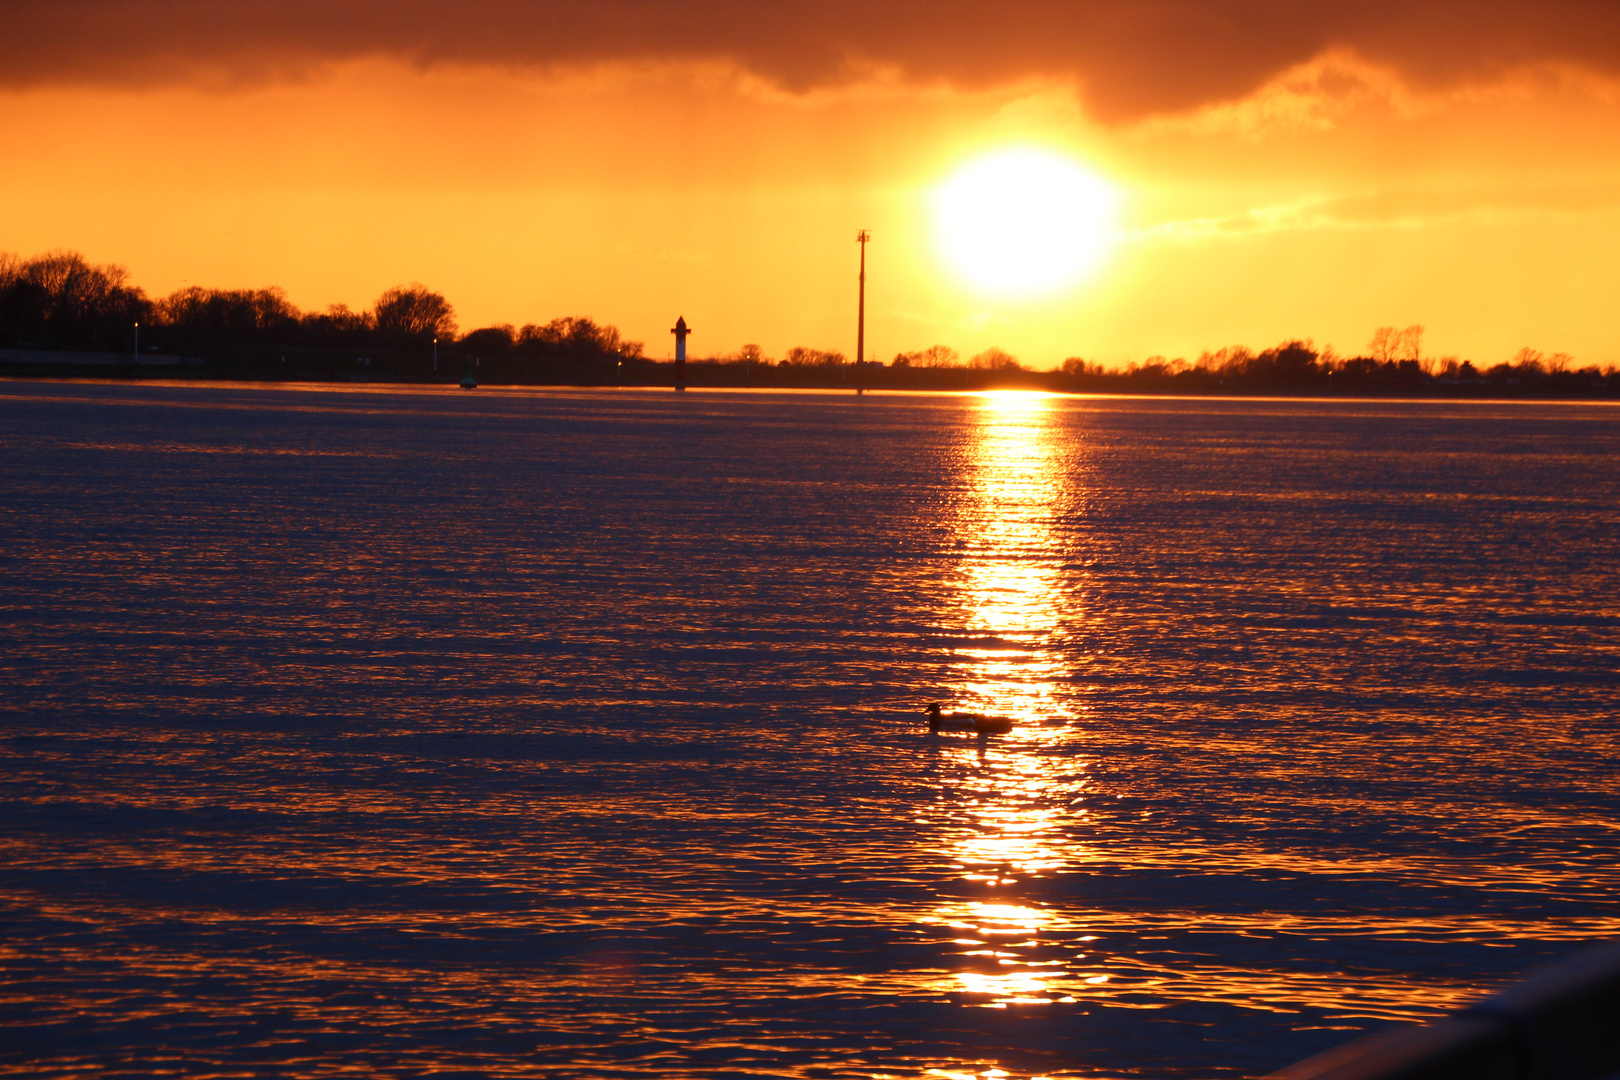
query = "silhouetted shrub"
xmin=782 ymin=346 xmax=846 ymax=367
xmin=160 ymin=286 xmax=300 ymax=346
xmin=517 ymin=317 xmax=641 ymax=360
xmin=970 ymin=347 xmax=1022 ymax=371
xmin=460 ymin=324 xmax=516 ymax=355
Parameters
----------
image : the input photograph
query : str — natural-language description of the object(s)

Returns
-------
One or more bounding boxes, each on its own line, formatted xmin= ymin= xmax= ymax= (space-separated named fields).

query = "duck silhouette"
xmin=925 ymin=702 xmax=1013 ymax=735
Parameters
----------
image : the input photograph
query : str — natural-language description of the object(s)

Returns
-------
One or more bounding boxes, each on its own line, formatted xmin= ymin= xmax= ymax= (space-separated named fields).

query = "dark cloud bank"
xmin=6 ymin=1 xmax=1620 ymax=117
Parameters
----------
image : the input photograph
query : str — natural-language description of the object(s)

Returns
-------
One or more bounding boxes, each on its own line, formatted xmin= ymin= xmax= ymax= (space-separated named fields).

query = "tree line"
xmin=2 ymin=249 xmax=1611 ymax=395
xmin=721 ymin=325 xmax=1611 ymax=393
xmin=0 ymin=250 xmax=641 ymax=367
xmin=1057 ymin=325 xmax=1614 ymax=393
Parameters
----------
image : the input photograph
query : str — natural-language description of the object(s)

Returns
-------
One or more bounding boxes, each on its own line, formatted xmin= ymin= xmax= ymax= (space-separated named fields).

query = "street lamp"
xmin=133 ymin=321 xmax=139 ymax=367
xmin=433 ymin=337 xmax=438 ymax=374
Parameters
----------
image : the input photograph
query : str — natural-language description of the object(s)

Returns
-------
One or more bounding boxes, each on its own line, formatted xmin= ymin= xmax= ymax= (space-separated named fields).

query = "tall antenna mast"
xmin=855 ymin=230 xmax=871 ymax=395
xmin=855 ymin=230 xmax=870 ymax=368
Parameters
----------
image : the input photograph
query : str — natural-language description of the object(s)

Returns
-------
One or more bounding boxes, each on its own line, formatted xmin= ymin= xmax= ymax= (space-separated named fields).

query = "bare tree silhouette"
xmin=893 ymin=344 xmax=959 ymax=368
xmin=374 ymin=284 xmax=456 ymax=340
xmin=1369 ymin=326 xmax=1399 ymax=364
xmin=782 ymin=346 xmax=845 ymax=367
xmin=0 ymin=249 xmax=149 ymax=349
xmin=970 ymin=347 xmax=1022 ymax=371
xmin=160 ymin=286 xmax=299 ymax=344
xmin=1399 ymin=324 xmax=1425 ymax=369
xmin=517 ymin=316 xmax=640 ymax=359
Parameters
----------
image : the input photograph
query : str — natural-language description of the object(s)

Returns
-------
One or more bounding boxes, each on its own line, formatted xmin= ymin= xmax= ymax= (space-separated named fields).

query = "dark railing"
xmin=1267 ymin=941 xmax=1620 ymax=1080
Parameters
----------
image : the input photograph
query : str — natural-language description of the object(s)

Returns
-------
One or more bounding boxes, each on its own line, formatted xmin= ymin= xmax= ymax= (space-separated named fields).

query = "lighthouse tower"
xmin=671 ymin=316 xmax=691 ymax=392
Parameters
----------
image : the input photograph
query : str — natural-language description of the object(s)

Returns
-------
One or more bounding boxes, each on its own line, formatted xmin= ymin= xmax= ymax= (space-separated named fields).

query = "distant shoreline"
xmin=7 ymin=250 xmax=1617 ymax=403
xmin=2 ymin=352 xmax=1615 ymax=401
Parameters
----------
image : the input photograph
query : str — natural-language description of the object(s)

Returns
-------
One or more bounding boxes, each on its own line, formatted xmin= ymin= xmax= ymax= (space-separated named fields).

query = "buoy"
xmin=460 ymin=357 xmax=477 ymax=390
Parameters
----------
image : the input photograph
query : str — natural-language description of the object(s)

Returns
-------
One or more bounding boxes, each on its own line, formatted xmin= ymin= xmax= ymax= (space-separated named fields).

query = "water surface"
xmin=2 ymin=382 xmax=1617 ymax=1079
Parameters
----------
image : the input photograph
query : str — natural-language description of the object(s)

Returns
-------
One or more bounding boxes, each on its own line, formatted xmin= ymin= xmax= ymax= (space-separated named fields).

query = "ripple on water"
xmin=1 ymin=383 xmax=1618 ymax=1079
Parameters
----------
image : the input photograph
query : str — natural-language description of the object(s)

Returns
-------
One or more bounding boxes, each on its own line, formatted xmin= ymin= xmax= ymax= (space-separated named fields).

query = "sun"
xmin=933 ymin=147 xmax=1120 ymax=298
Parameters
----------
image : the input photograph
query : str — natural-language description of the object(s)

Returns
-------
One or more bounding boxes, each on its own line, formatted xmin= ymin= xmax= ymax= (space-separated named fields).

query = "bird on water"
xmin=925 ymin=702 xmax=1013 ymax=735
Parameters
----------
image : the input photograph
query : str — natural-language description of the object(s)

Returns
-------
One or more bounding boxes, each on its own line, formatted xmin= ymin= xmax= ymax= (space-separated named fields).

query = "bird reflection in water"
xmin=922 ymin=392 xmax=1102 ymax=1008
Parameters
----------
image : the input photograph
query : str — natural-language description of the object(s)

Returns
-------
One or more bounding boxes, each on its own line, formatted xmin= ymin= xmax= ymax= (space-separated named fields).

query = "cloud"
xmin=5 ymin=1 xmax=1620 ymax=119
xmin=1138 ymin=189 xmax=1620 ymax=246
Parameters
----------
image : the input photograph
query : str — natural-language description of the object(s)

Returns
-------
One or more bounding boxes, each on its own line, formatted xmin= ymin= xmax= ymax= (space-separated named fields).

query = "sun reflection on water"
xmin=10 ymin=385 xmax=1620 ymax=1080
xmin=950 ymin=391 xmax=1072 ymax=723
xmin=928 ymin=392 xmax=1095 ymax=1007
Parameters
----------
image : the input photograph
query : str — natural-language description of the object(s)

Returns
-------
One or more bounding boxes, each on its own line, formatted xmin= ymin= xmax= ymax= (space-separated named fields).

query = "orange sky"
xmin=3 ymin=3 xmax=1620 ymax=369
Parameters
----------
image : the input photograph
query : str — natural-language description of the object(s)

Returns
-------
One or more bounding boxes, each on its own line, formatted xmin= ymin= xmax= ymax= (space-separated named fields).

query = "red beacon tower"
xmin=671 ymin=316 xmax=691 ymax=392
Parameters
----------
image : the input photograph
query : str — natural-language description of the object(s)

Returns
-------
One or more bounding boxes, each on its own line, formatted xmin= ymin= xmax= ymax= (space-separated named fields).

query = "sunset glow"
xmin=3 ymin=4 xmax=1620 ymax=368
xmin=8 ymin=4 xmax=1620 ymax=1074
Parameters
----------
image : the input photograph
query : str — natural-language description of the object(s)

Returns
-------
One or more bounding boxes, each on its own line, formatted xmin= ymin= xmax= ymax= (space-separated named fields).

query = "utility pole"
xmin=855 ymin=229 xmax=870 ymax=395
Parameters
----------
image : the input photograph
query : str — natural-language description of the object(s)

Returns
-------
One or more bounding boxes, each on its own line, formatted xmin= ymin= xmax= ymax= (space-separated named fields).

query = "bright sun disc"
xmin=934 ymin=148 xmax=1119 ymax=298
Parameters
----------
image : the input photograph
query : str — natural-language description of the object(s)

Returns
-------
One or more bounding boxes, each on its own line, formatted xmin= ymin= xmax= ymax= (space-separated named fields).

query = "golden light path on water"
xmin=7 ymin=385 xmax=1620 ymax=1080
xmin=923 ymin=391 xmax=1097 ymax=1015
xmin=910 ymin=392 xmax=1620 ymax=1063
